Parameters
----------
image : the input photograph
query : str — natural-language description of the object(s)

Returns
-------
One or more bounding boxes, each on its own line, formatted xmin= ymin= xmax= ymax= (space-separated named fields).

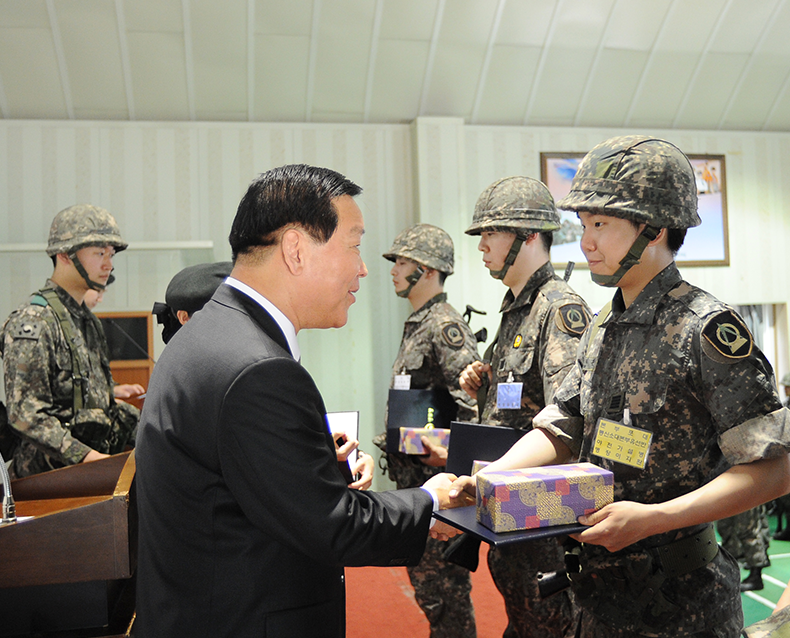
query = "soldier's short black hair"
xmin=229 ymin=164 xmax=362 ymax=260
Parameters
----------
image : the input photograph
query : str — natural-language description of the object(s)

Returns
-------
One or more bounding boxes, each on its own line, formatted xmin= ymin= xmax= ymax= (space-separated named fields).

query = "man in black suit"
xmin=135 ymin=164 xmax=465 ymax=638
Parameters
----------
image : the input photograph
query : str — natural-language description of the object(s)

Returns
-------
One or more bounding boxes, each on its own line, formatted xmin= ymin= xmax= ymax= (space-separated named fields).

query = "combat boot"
xmin=740 ymin=568 xmax=764 ymax=592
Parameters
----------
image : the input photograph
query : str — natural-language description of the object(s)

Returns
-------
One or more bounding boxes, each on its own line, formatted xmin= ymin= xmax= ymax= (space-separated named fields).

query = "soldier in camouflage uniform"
xmin=451 ymin=136 xmax=790 ymax=638
xmin=373 ymin=223 xmax=479 ymax=638
xmin=717 ymin=504 xmax=771 ymax=591
xmin=459 ymin=176 xmax=590 ymax=638
xmin=0 ymin=204 xmax=139 ymax=478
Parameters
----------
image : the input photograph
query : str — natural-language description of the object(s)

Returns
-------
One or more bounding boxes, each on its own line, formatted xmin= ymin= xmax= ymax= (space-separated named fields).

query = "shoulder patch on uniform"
xmin=556 ymin=303 xmax=589 ymax=337
xmin=702 ymin=310 xmax=753 ymax=361
xmin=441 ymin=322 xmax=466 ymax=350
xmin=10 ymin=319 xmax=45 ymax=341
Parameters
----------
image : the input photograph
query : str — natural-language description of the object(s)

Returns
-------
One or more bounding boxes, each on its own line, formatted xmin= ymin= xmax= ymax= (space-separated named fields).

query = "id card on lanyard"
xmin=496 ymin=372 xmax=522 ymax=410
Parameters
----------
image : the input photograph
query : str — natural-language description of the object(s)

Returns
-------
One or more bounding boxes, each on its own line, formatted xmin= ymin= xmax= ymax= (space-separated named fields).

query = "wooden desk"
xmin=0 ymin=452 xmax=137 ymax=636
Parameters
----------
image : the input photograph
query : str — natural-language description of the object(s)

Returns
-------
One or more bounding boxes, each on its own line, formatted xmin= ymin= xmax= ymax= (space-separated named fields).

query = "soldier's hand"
xmin=460 ymin=361 xmax=491 ymax=398
xmin=113 ymin=383 xmax=145 ymax=399
xmin=419 ymin=437 xmax=448 ymax=467
xmin=570 ymin=501 xmax=656 ymax=552
xmin=82 ymin=449 xmax=110 ymax=463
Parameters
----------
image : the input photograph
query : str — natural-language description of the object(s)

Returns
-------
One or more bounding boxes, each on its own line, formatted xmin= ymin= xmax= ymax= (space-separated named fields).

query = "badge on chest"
xmin=592 ymin=411 xmax=652 ymax=469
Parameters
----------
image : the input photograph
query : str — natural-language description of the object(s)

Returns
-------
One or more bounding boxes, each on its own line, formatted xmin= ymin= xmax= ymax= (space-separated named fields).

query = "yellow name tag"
xmin=592 ymin=417 xmax=652 ymax=469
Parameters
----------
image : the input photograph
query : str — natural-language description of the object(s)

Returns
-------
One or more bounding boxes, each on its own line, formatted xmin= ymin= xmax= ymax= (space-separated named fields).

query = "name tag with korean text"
xmin=592 ymin=417 xmax=652 ymax=469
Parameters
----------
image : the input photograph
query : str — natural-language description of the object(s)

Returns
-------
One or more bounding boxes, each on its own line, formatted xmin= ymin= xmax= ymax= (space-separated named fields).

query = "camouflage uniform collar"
xmin=407 ymin=292 xmax=448 ymax=322
xmin=500 ymin=261 xmax=555 ymax=313
xmin=42 ymin=279 xmax=89 ymax=319
xmin=610 ymin=263 xmax=682 ymax=325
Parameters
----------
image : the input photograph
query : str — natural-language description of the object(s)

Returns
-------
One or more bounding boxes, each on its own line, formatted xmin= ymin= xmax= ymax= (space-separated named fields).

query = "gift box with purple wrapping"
xmin=398 ymin=427 xmax=451 ymax=455
xmin=476 ymin=463 xmax=614 ymax=533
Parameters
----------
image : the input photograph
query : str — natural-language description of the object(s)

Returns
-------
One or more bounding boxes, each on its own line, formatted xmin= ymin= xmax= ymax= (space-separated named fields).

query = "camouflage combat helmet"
xmin=46 ymin=204 xmax=127 ymax=291
xmin=557 ymin=136 xmax=701 ymax=287
xmin=46 ymin=204 xmax=128 ymax=256
xmin=557 ymin=135 xmax=701 ymax=230
xmin=465 ymin=176 xmax=560 ymax=236
xmin=383 ymin=224 xmax=454 ymax=298
xmin=383 ymin=224 xmax=454 ymax=274
xmin=466 ymin=176 xmax=559 ymax=281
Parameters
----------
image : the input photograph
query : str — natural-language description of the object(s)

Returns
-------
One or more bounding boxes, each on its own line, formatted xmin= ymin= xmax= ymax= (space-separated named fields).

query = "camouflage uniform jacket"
xmin=536 ymin=264 xmax=790 ymax=635
xmin=0 ymin=280 xmax=138 ymax=477
xmin=480 ymin=261 xmax=590 ymax=431
xmin=380 ymin=293 xmax=479 ymax=489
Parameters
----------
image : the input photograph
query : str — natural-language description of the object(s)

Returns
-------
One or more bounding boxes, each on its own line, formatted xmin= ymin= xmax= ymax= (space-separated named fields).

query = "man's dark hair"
xmin=229 ymin=164 xmax=362 ymax=260
xmin=539 ymin=231 xmax=553 ymax=252
xmin=667 ymin=228 xmax=687 ymax=255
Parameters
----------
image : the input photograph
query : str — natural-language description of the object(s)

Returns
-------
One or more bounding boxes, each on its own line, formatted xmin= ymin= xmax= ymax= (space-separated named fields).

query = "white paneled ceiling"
xmin=1 ymin=0 xmax=789 ymax=131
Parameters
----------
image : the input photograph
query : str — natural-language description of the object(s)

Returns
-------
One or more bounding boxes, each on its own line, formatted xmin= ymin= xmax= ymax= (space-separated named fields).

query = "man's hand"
xmin=424 ymin=473 xmax=476 ymax=509
xmin=570 ymin=501 xmax=657 ymax=552
xmin=114 ymin=383 xmax=145 ymax=399
xmin=448 ymin=475 xmax=477 ymax=501
xmin=348 ymin=451 xmax=374 ymax=491
xmin=459 ymin=361 xmax=491 ymax=399
xmin=430 ymin=520 xmax=463 ymax=541
xmin=419 ymin=437 xmax=448 ymax=467
xmin=334 ymin=434 xmax=360 ymax=463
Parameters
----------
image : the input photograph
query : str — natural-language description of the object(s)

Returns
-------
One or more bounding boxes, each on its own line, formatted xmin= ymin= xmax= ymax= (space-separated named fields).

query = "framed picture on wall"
xmin=540 ymin=152 xmax=730 ymax=268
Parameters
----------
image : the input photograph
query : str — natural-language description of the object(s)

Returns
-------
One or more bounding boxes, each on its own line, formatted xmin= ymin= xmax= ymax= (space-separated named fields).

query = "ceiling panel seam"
xmin=672 ymin=0 xmax=734 ymax=128
xmin=363 ymin=0 xmax=384 ymax=123
xmin=573 ymin=0 xmax=619 ymax=126
xmin=418 ymin=0 xmax=446 ymax=116
xmin=717 ymin=0 xmax=787 ymax=129
xmin=305 ymin=0 xmax=322 ymax=122
xmin=624 ymin=0 xmax=677 ymax=127
xmin=115 ymin=0 xmax=135 ymax=120
xmin=247 ymin=0 xmax=255 ymax=121
xmin=470 ymin=0 xmax=507 ymax=124
xmin=522 ymin=0 xmax=564 ymax=125
xmin=45 ymin=0 xmax=74 ymax=119
xmin=182 ymin=0 xmax=196 ymax=120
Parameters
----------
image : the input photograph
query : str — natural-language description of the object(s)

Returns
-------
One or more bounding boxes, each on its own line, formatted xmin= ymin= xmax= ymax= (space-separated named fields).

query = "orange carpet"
xmin=346 ymin=543 xmax=507 ymax=637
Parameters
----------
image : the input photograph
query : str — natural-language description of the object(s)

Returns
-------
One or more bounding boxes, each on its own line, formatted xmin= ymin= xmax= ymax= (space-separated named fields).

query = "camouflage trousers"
xmin=488 ymin=538 xmax=577 ymax=638
xmin=576 ymin=609 xmax=744 ymax=638
xmin=407 ymin=536 xmax=476 ymax=638
xmin=717 ymin=506 xmax=771 ymax=569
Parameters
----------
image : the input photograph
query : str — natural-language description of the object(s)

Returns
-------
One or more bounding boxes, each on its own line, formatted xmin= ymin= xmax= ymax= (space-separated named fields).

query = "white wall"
xmin=2 ymin=118 xmax=789 ymax=490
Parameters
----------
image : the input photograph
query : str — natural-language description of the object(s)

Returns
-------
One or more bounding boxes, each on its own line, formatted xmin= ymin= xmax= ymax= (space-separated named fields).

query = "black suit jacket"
xmin=135 ymin=285 xmax=433 ymax=637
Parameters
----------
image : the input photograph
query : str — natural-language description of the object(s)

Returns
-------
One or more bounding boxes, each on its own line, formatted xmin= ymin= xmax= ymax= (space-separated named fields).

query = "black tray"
xmin=433 ymin=506 xmax=586 ymax=547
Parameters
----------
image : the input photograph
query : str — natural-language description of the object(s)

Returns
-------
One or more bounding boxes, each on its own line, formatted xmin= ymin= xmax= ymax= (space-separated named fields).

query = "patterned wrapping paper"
xmin=398 ymin=427 xmax=451 ymax=454
xmin=476 ymin=463 xmax=614 ymax=533
xmin=471 ymin=460 xmax=491 ymax=475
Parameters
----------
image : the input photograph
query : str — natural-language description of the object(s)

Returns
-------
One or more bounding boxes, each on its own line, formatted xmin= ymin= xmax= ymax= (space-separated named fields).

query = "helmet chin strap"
xmin=69 ymin=252 xmax=108 ymax=292
xmin=591 ymin=225 xmax=660 ymax=287
xmin=488 ymin=233 xmax=529 ymax=281
xmin=396 ymin=265 xmax=425 ymax=298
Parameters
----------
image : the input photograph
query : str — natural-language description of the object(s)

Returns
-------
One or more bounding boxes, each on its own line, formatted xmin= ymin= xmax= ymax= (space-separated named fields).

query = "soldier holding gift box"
xmin=448 ymin=136 xmax=790 ymax=638
xmin=373 ymin=223 xmax=479 ymax=638
xmin=458 ymin=177 xmax=591 ymax=638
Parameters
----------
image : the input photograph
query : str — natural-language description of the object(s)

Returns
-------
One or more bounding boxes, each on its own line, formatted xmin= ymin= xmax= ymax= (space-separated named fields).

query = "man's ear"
xmin=281 ymin=227 xmax=307 ymax=275
xmin=423 ymin=267 xmax=437 ymax=280
xmin=648 ymin=228 xmax=667 ymax=246
xmin=55 ymin=253 xmax=72 ymax=267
